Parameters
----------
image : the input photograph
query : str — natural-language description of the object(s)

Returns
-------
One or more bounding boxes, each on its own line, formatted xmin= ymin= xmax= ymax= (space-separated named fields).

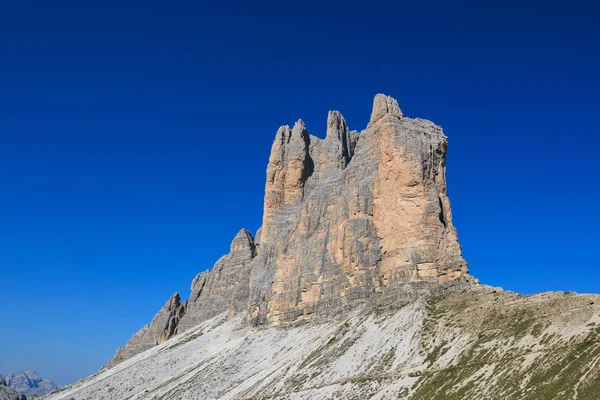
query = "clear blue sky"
xmin=1 ymin=0 xmax=598 ymax=386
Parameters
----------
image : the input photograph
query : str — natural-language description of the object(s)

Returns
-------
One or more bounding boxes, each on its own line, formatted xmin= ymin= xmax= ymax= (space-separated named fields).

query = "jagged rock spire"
xmin=325 ymin=110 xmax=355 ymax=167
xmin=291 ymin=119 xmax=308 ymax=142
xmin=164 ymin=292 xmax=182 ymax=311
xmin=158 ymin=292 xmax=186 ymax=343
xmin=369 ymin=93 xmax=403 ymax=126
xmin=109 ymin=291 xmax=187 ymax=366
xmin=319 ymin=110 xmax=358 ymax=180
xmin=176 ymin=227 xmax=257 ymax=333
xmin=229 ymin=228 xmax=256 ymax=260
xmin=261 ymin=119 xmax=311 ymax=244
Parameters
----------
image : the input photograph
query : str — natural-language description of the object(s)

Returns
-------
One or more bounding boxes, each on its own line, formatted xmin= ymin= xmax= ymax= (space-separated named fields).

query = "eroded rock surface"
xmin=109 ymin=94 xmax=475 ymax=366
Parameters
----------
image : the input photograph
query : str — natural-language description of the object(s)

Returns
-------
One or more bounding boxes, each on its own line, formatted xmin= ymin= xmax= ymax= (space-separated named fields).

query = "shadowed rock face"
xmin=109 ymin=94 xmax=475 ymax=366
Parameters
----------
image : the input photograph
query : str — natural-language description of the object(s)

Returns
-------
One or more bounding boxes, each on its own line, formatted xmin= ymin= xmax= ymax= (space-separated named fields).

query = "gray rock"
xmin=109 ymin=293 xmax=186 ymax=366
xmin=368 ymin=93 xmax=403 ymax=126
xmin=109 ymin=93 xmax=475 ymax=364
xmin=318 ymin=111 xmax=358 ymax=181
xmin=249 ymin=93 xmax=470 ymax=325
xmin=109 ymin=229 xmax=257 ymax=365
xmin=177 ymin=228 xmax=257 ymax=332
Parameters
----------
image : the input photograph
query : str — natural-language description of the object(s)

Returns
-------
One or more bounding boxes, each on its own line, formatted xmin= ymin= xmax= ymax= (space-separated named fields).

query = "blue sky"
xmin=0 ymin=0 xmax=598 ymax=386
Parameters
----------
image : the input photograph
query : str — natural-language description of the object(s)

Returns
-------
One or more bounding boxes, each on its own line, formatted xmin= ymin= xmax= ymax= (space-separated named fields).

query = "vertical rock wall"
xmin=109 ymin=94 xmax=474 ymax=366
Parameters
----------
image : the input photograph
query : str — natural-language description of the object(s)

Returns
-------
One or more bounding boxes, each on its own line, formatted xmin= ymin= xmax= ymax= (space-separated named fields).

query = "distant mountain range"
xmin=1 ymin=371 xmax=57 ymax=398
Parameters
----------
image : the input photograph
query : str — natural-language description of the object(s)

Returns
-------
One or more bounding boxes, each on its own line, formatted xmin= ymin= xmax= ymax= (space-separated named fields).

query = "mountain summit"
xmin=109 ymin=93 xmax=476 ymax=365
xmin=42 ymin=95 xmax=600 ymax=400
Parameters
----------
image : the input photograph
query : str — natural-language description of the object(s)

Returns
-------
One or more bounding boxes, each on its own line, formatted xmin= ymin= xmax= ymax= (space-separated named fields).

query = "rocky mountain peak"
xmin=261 ymin=119 xmax=311 ymax=244
xmin=109 ymin=93 xmax=474 ymax=365
xmin=291 ymin=119 xmax=308 ymax=138
xmin=164 ymin=292 xmax=182 ymax=312
xmin=109 ymin=292 xmax=186 ymax=366
xmin=229 ymin=228 xmax=256 ymax=258
xmin=319 ymin=110 xmax=357 ymax=178
xmin=369 ymin=93 xmax=403 ymax=126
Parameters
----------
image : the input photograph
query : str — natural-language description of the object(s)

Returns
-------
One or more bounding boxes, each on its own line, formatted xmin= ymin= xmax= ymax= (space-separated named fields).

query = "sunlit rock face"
xmin=248 ymin=93 xmax=470 ymax=325
xmin=110 ymin=94 xmax=474 ymax=365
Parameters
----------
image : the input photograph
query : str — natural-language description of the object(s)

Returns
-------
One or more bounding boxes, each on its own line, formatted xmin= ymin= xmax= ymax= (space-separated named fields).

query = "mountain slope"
xmin=43 ymin=289 xmax=600 ymax=399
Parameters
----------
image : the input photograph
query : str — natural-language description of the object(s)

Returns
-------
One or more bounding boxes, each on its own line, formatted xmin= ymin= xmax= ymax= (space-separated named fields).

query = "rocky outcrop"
xmin=246 ymin=93 xmax=470 ymax=325
xmin=2 ymin=371 xmax=56 ymax=398
xmin=109 ymin=93 xmax=475 ymax=365
xmin=109 ymin=293 xmax=186 ymax=366
xmin=368 ymin=93 xmax=403 ymax=126
xmin=109 ymin=228 xmax=257 ymax=365
xmin=261 ymin=121 xmax=312 ymax=244
xmin=177 ymin=228 xmax=257 ymax=332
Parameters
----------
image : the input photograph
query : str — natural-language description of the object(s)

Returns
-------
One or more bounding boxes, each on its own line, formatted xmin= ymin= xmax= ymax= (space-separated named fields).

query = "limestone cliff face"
xmin=109 ymin=94 xmax=474 ymax=366
xmin=247 ymin=93 xmax=470 ymax=325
